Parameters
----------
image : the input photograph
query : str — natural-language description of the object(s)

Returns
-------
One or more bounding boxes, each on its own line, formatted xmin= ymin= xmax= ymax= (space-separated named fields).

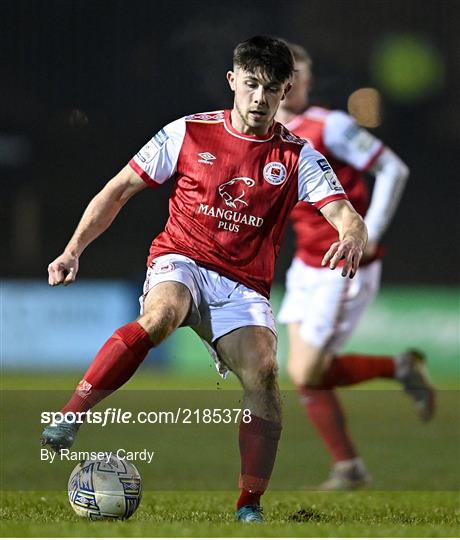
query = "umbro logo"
xmin=198 ymin=152 xmax=216 ymax=165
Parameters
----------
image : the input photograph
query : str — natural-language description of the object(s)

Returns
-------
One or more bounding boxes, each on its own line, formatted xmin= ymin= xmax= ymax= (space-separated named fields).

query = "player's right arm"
xmin=48 ymin=117 xmax=186 ymax=286
xmin=48 ymin=165 xmax=147 ymax=286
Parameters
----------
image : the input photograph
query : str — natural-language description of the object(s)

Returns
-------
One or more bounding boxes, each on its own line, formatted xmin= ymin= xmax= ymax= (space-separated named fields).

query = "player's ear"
xmin=281 ymin=82 xmax=292 ymax=101
xmin=227 ymin=71 xmax=236 ymax=91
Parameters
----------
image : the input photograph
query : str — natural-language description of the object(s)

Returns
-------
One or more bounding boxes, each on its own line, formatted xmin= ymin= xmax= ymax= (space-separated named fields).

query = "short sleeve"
xmin=324 ymin=110 xmax=384 ymax=171
xmin=129 ymin=117 xmax=186 ymax=188
xmin=298 ymin=145 xmax=348 ymax=209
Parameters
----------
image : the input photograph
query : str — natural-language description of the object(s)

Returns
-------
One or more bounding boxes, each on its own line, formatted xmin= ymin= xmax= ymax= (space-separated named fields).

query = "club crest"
xmin=263 ymin=162 xmax=287 ymax=185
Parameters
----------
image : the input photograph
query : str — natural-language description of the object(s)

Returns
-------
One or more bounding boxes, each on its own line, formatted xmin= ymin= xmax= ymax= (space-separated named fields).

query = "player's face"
xmin=227 ymin=68 xmax=291 ymax=135
xmin=281 ymin=60 xmax=311 ymax=114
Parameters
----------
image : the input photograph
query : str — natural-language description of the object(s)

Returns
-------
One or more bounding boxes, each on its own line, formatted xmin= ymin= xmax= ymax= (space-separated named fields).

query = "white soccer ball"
xmin=68 ymin=455 xmax=142 ymax=520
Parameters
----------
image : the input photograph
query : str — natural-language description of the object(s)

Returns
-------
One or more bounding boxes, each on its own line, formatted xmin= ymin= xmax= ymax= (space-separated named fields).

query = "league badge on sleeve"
xmin=136 ymin=129 xmax=169 ymax=163
xmin=344 ymin=124 xmax=375 ymax=152
xmin=316 ymin=159 xmax=343 ymax=191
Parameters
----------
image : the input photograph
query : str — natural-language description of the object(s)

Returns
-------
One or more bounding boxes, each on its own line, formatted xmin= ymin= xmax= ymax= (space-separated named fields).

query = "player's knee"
xmin=139 ymin=303 xmax=182 ymax=344
xmin=259 ymin=360 xmax=279 ymax=388
xmin=244 ymin=358 xmax=279 ymax=390
xmin=287 ymin=349 xmax=328 ymax=387
xmin=286 ymin=358 xmax=304 ymax=387
xmin=159 ymin=304 xmax=182 ymax=331
xmin=302 ymin=364 xmax=326 ymax=387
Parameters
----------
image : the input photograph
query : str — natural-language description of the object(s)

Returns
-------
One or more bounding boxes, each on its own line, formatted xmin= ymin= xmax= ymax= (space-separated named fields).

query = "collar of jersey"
xmin=224 ymin=109 xmax=276 ymax=142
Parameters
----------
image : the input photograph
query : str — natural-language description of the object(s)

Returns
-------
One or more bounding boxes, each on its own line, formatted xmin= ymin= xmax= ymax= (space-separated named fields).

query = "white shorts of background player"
xmin=278 ymin=257 xmax=382 ymax=354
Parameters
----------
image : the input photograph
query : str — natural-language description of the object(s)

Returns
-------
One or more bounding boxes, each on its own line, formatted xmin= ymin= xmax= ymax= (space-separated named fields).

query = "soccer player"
xmin=42 ymin=36 xmax=367 ymax=521
xmin=276 ymin=43 xmax=435 ymax=490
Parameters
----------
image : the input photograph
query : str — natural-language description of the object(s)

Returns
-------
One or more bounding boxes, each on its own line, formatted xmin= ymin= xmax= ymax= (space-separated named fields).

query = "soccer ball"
xmin=68 ymin=455 xmax=142 ymax=520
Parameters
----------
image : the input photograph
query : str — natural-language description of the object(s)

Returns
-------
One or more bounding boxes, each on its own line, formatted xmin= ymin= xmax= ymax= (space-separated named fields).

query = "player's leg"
xmin=64 ymin=280 xmax=191 ymax=412
xmin=41 ymin=280 xmax=192 ymax=451
xmin=287 ymin=260 xmax=392 ymax=386
xmin=291 ymin=343 xmax=435 ymax=487
xmin=215 ymin=326 xmax=280 ymax=522
xmin=286 ymin=323 xmax=331 ymax=387
xmin=281 ymin=261 xmax=384 ymax=488
xmin=294 ymin=261 xmax=433 ymax=418
xmin=283 ymin=260 xmax=434 ymax=489
xmin=287 ymin=323 xmax=370 ymax=489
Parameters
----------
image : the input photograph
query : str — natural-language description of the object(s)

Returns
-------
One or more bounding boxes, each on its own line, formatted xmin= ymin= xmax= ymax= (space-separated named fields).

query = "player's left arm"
xmin=364 ymin=148 xmax=409 ymax=258
xmin=320 ymin=199 xmax=368 ymax=279
xmin=297 ymin=144 xmax=367 ymax=278
xmin=323 ymin=111 xmax=409 ymax=259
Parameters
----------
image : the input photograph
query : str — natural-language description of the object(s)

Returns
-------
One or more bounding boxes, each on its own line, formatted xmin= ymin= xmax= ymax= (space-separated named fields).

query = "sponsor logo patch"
xmin=344 ymin=124 xmax=360 ymax=141
xmin=316 ymin=159 xmax=342 ymax=191
xmin=324 ymin=171 xmax=343 ymax=191
xmin=198 ymin=152 xmax=216 ymax=165
xmin=263 ymin=162 xmax=287 ymax=185
xmin=218 ymin=177 xmax=255 ymax=209
xmin=316 ymin=158 xmax=331 ymax=172
xmin=153 ymin=129 xmax=168 ymax=148
xmin=344 ymin=125 xmax=375 ymax=152
xmin=136 ymin=129 xmax=168 ymax=163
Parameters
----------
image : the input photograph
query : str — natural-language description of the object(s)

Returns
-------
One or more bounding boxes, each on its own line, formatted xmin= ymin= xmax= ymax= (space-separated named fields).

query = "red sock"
xmin=237 ymin=489 xmax=262 ymax=509
xmin=297 ymin=354 xmax=393 ymax=463
xmin=299 ymin=387 xmax=357 ymax=462
xmin=62 ymin=322 xmax=153 ymax=414
xmin=237 ymin=415 xmax=281 ymax=509
xmin=321 ymin=353 xmax=395 ymax=387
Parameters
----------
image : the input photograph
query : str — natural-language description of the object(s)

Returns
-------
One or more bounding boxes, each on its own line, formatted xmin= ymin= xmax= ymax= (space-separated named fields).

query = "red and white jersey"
xmin=286 ymin=106 xmax=385 ymax=267
xmin=129 ymin=109 xmax=347 ymax=298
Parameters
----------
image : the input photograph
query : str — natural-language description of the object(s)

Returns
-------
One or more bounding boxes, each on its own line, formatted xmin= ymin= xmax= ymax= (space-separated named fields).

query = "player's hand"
xmin=321 ymin=238 xmax=364 ymax=279
xmin=48 ymin=252 xmax=79 ymax=286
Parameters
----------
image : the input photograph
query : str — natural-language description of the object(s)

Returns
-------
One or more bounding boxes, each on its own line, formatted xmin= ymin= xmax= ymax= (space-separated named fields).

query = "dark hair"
xmin=233 ymin=36 xmax=294 ymax=83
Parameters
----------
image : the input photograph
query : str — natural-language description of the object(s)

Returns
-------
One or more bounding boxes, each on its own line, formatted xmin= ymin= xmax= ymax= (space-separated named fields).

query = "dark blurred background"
xmin=1 ymin=0 xmax=459 ymax=284
xmin=2 ymin=3 xmax=458 ymax=500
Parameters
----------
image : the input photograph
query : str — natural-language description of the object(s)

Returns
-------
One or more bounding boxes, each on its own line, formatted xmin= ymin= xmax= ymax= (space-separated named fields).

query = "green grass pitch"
xmin=2 ymin=491 xmax=459 ymax=537
xmin=1 ymin=371 xmax=459 ymax=536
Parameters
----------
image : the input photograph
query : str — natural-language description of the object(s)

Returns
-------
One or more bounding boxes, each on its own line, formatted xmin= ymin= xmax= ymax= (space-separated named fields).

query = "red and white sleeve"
xmin=129 ymin=117 xmax=186 ymax=188
xmin=324 ymin=110 xmax=384 ymax=171
xmin=297 ymin=145 xmax=348 ymax=209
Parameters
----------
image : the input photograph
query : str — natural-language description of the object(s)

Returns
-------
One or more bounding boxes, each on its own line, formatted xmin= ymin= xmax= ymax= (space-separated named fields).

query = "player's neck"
xmin=230 ymin=108 xmax=272 ymax=137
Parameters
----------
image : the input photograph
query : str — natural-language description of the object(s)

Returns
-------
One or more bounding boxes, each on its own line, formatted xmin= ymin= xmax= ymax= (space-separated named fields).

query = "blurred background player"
xmin=276 ymin=43 xmax=435 ymax=490
xmin=41 ymin=36 xmax=368 ymax=521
